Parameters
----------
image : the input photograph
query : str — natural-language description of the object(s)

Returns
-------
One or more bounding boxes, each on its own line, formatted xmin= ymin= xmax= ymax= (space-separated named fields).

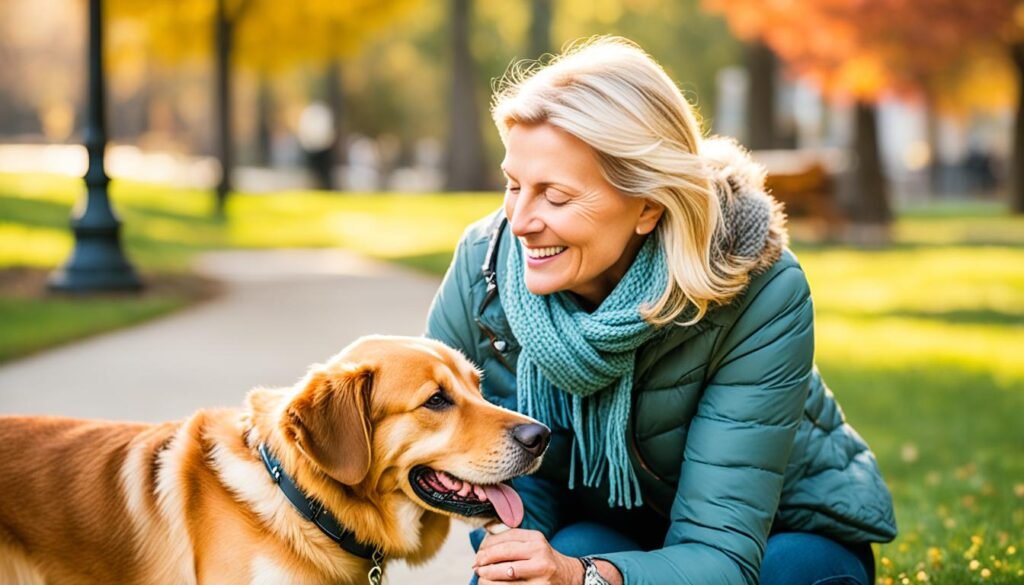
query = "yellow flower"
xmin=899 ymin=543 xmax=910 ymax=554
xmin=969 ymin=560 xmax=981 ymax=571
xmin=943 ymin=517 xmax=957 ymax=529
xmin=981 ymin=568 xmax=991 ymax=578
xmin=1014 ymin=483 xmax=1024 ymax=497
xmin=915 ymin=570 xmax=928 ymax=582
xmin=927 ymin=547 xmax=943 ymax=566
xmin=1008 ymin=545 xmax=1018 ymax=555
xmin=971 ymin=535 xmax=983 ymax=546
xmin=901 ymin=443 xmax=919 ymax=463
xmin=881 ymin=557 xmax=893 ymax=568
xmin=901 ymin=578 xmax=910 ymax=585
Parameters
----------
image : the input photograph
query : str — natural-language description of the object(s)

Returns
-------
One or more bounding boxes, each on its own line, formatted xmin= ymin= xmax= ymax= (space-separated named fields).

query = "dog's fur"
xmin=0 ymin=335 xmax=545 ymax=585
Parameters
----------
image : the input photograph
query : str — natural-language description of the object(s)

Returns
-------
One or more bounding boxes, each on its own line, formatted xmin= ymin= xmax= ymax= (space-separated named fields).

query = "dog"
xmin=0 ymin=335 xmax=550 ymax=585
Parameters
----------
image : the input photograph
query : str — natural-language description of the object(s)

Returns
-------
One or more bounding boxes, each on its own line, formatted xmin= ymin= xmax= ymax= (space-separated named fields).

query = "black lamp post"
xmin=49 ymin=0 xmax=142 ymax=293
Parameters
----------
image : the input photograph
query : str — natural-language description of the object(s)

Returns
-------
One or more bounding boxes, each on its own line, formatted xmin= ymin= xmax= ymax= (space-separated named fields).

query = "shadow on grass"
xmin=819 ymin=361 xmax=1024 ymax=479
xmin=0 ymin=196 xmax=73 ymax=230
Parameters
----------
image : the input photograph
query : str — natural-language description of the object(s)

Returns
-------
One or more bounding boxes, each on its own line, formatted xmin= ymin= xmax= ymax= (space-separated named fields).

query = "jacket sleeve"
xmin=600 ymin=266 xmax=815 ymax=585
xmin=424 ymin=231 xmax=481 ymax=365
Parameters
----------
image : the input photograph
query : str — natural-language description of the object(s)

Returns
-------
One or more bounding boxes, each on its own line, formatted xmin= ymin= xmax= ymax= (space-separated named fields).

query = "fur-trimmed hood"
xmin=703 ymin=137 xmax=789 ymax=277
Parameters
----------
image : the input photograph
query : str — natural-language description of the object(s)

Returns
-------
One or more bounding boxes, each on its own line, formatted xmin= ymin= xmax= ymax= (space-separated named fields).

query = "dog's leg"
xmin=0 ymin=542 xmax=47 ymax=585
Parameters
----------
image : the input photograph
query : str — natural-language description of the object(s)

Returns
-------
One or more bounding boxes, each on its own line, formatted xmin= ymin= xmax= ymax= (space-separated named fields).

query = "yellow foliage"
xmin=107 ymin=0 xmax=421 ymax=72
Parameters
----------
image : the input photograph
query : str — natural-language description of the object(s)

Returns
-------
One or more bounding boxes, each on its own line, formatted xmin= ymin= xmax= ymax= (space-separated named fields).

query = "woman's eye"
xmin=424 ymin=392 xmax=451 ymax=410
xmin=506 ymin=185 xmax=520 ymax=193
xmin=545 ymin=192 xmax=570 ymax=206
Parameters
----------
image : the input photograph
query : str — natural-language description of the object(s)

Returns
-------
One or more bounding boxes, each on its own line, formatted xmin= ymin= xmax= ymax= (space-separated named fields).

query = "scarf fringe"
xmin=508 ymin=234 xmax=667 ymax=509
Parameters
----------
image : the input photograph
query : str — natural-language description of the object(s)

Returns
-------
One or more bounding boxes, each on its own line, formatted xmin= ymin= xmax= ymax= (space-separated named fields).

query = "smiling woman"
xmin=426 ymin=35 xmax=896 ymax=585
xmin=501 ymin=123 xmax=663 ymax=309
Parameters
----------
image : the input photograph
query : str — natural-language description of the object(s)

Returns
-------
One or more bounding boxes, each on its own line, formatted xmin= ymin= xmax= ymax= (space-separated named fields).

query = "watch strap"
xmin=580 ymin=556 xmax=611 ymax=585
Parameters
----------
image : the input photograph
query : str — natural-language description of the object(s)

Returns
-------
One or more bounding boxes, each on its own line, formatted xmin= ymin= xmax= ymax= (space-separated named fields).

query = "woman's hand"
xmin=472 ymin=528 xmax=584 ymax=584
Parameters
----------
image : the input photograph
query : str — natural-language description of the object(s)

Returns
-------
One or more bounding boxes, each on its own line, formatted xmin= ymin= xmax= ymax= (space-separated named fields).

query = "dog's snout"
xmin=512 ymin=423 xmax=550 ymax=457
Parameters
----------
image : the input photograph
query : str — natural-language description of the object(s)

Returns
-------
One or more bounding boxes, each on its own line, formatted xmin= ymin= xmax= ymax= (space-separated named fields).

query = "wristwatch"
xmin=579 ymin=556 xmax=611 ymax=585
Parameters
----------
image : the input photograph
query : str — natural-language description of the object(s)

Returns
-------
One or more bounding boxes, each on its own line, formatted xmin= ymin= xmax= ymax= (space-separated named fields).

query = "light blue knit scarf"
xmin=502 ymin=233 xmax=668 ymax=508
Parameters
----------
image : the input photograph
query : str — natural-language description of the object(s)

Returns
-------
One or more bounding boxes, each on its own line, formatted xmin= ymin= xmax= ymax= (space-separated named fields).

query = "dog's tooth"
xmin=428 ymin=475 xmax=447 ymax=492
xmin=473 ymin=484 xmax=488 ymax=502
xmin=438 ymin=472 xmax=460 ymax=491
xmin=457 ymin=482 xmax=473 ymax=498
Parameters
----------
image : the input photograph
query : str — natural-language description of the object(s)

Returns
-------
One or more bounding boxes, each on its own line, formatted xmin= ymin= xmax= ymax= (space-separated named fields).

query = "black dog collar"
xmin=258 ymin=443 xmax=382 ymax=561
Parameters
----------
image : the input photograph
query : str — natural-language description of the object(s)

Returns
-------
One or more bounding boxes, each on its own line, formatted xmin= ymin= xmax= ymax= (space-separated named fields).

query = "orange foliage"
xmin=705 ymin=0 xmax=1019 ymax=102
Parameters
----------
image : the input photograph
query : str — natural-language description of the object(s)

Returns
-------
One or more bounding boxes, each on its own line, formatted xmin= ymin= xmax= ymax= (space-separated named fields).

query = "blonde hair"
xmin=491 ymin=35 xmax=768 ymax=326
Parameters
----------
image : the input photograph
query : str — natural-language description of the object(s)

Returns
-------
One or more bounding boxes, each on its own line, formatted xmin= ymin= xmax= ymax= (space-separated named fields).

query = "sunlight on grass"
xmin=0 ymin=224 xmax=71 ymax=267
xmin=799 ymin=247 xmax=1024 ymax=318
xmin=817 ymin=315 xmax=1023 ymax=382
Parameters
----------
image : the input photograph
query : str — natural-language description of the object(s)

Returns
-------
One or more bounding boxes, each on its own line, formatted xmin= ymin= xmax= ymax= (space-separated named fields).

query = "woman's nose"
xmin=507 ymin=192 xmax=543 ymax=236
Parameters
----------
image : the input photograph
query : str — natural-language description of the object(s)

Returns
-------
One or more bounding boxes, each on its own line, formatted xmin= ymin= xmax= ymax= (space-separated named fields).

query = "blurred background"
xmin=1 ymin=1 xmax=1022 ymax=584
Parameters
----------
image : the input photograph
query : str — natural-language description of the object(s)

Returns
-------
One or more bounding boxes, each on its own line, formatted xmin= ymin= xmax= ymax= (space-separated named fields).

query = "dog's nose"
xmin=512 ymin=423 xmax=551 ymax=457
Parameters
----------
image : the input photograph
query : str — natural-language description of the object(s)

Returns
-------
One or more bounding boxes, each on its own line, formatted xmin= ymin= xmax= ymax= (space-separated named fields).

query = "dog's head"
xmin=276 ymin=335 xmax=548 ymax=529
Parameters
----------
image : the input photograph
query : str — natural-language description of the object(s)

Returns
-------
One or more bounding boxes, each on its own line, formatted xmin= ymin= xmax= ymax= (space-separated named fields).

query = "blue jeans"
xmin=468 ymin=523 xmax=874 ymax=585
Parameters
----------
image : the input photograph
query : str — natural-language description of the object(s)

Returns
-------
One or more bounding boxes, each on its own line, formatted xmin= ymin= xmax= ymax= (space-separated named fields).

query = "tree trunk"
xmin=254 ymin=73 xmax=272 ymax=168
xmin=213 ymin=0 xmax=233 ymax=215
xmin=326 ymin=59 xmax=347 ymax=189
xmin=845 ymin=100 xmax=892 ymax=244
xmin=529 ymin=0 xmax=552 ymax=59
xmin=745 ymin=41 xmax=776 ymax=150
xmin=1010 ymin=42 xmax=1024 ymax=214
xmin=445 ymin=0 xmax=490 ymax=191
xmin=924 ymin=98 xmax=942 ymax=199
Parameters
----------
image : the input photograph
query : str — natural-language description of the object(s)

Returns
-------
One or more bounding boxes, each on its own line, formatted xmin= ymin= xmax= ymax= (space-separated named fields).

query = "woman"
xmin=426 ymin=36 xmax=896 ymax=585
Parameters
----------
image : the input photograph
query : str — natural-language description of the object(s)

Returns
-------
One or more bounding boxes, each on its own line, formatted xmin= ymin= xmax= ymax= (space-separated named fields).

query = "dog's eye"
xmin=423 ymin=392 xmax=452 ymax=411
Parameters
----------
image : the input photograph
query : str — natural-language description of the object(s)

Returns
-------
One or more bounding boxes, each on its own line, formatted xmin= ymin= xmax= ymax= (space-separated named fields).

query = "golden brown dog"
xmin=0 ymin=335 xmax=549 ymax=585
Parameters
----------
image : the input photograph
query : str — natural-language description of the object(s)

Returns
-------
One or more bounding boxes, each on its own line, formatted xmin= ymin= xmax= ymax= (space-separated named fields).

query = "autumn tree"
xmin=109 ymin=0 xmax=418 ymax=212
xmin=705 ymin=0 xmax=1016 ymax=235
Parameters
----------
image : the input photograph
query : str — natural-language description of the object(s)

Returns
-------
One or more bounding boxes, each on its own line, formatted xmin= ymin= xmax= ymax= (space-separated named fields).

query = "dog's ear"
xmin=283 ymin=364 xmax=374 ymax=485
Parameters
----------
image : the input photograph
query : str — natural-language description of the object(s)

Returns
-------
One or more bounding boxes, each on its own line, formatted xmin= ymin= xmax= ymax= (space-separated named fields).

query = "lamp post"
xmin=49 ymin=0 xmax=141 ymax=292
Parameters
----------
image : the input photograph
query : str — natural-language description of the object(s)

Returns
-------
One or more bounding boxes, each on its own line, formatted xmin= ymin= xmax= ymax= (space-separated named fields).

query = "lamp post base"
xmin=48 ymin=224 xmax=142 ymax=293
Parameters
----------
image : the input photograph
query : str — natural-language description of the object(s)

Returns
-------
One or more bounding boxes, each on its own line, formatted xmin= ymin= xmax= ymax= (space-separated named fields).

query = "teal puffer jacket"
xmin=425 ymin=190 xmax=896 ymax=584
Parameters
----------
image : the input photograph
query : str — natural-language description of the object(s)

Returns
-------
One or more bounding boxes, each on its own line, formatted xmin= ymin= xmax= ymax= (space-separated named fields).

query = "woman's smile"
xmin=524 ymin=244 xmax=568 ymax=267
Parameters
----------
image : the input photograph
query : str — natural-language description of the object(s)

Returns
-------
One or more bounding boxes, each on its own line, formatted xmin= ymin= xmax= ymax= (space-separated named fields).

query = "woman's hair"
xmin=491 ymin=35 xmax=769 ymax=326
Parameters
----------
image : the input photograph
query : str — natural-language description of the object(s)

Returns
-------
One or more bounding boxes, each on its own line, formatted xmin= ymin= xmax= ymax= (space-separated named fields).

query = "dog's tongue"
xmin=481 ymin=483 xmax=524 ymax=528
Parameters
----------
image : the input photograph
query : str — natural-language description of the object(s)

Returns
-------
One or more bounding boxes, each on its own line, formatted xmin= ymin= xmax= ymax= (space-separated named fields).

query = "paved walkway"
xmin=0 ymin=249 xmax=474 ymax=585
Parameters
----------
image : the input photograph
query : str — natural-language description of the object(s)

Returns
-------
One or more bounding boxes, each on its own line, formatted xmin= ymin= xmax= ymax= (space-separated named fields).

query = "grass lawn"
xmin=2 ymin=172 xmax=1023 ymax=583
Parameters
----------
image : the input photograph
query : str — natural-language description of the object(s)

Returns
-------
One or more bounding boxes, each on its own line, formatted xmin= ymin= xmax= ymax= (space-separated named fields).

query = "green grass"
xmin=797 ymin=246 xmax=1024 ymax=584
xmin=2 ymin=172 xmax=1024 ymax=583
xmin=0 ymin=296 xmax=190 ymax=362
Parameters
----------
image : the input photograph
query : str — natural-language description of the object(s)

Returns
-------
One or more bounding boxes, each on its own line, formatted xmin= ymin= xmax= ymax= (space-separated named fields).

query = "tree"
xmin=530 ymin=0 xmax=553 ymax=59
xmin=705 ymin=0 xmax=1018 ymax=231
xmin=109 ymin=0 xmax=419 ymax=212
xmin=445 ymin=0 xmax=491 ymax=191
xmin=744 ymin=40 xmax=778 ymax=150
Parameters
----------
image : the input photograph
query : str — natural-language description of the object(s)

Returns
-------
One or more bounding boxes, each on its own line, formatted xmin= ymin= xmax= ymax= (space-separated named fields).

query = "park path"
xmin=0 ymin=249 xmax=474 ymax=585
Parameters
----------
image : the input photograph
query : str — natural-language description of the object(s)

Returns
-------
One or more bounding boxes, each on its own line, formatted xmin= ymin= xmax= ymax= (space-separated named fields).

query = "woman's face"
xmin=502 ymin=122 xmax=663 ymax=309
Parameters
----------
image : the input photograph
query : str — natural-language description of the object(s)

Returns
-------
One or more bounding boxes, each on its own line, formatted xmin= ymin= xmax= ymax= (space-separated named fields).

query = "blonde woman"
xmin=426 ymin=36 xmax=895 ymax=585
